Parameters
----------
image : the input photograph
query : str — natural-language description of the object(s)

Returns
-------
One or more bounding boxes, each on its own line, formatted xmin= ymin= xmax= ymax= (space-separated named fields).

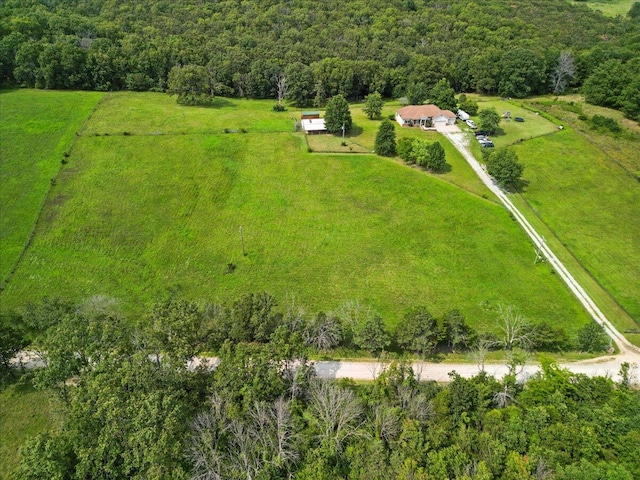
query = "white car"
xmin=466 ymin=119 xmax=477 ymax=129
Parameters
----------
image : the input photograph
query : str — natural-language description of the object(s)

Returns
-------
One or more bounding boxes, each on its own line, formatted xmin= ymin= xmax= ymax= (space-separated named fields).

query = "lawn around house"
xmin=0 ymin=91 xmax=591 ymax=333
xmin=0 ymin=89 xmax=105 ymax=283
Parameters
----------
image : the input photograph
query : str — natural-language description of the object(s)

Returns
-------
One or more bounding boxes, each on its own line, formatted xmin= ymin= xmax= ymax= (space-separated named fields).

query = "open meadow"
xmin=570 ymin=0 xmax=637 ymax=16
xmin=0 ymin=91 xmax=591 ymax=332
xmin=0 ymin=89 xmax=105 ymax=282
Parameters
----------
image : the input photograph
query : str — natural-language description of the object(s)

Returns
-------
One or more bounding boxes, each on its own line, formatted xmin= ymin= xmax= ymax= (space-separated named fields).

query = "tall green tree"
xmin=397 ymin=137 xmax=415 ymax=164
xmin=429 ymin=78 xmax=457 ymax=111
xmin=479 ymin=107 xmax=501 ymax=134
xmin=324 ymin=94 xmax=352 ymax=133
xmin=374 ymin=119 xmax=396 ymax=157
xmin=427 ymin=141 xmax=446 ymax=171
xmin=485 ymin=147 xmax=524 ymax=191
xmin=353 ymin=315 xmax=391 ymax=355
xmin=285 ymin=62 xmax=314 ymax=107
xmin=498 ymin=48 xmax=546 ymax=98
xmin=412 ymin=139 xmax=446 ymax=171
xmin=576 ymin=322 xmax=610 ymax=353
xmin=0 ymin=313 xmax=27 ymax=380
xmin=396 ymin=307 xmax=444 ymax=357
xmin=167 ymin=64 xmax=212 ymax=105
xmin=363 ymin=91 xmax=384 ymax=119
xmin=406 ymin=82 xmax=428 ymax=105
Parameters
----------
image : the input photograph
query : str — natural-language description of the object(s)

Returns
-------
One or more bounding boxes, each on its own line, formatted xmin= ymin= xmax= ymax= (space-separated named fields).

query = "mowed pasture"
xmin=0 ymin=91 xmax=590 ymax=331
xmin=0 ymin=89 xmax=105 ymax=281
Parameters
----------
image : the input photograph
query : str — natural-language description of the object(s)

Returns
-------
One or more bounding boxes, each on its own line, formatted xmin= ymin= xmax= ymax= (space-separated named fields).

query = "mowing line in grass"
xmin=0 ymin=89 xmax=106 ymax=286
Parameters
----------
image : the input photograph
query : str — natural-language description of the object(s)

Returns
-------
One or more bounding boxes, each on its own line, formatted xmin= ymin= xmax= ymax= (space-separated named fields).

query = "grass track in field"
xmin=0 ymin=93 xmax=590 ymax=330
xmin=0 ymin=89 xmax=105 ymax=282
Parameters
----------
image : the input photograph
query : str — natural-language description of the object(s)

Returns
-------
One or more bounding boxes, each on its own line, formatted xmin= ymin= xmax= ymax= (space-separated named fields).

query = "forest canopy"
xmin=1 ymin=0 xmax=639 ymax=118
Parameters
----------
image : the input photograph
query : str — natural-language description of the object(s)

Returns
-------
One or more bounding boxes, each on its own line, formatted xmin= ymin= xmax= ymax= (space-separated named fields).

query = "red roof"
xmin=396 ymin=105 xmax=456 ymax=120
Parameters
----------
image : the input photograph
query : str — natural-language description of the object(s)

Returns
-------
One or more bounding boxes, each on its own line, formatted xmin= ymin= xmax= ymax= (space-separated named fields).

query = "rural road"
xmin=312 ymin=354 xmax=638 ymax=383
xmin=442 ymin=130 xmax=639 ymax=358
xmin=12 ymin=350 xmax=639 ymax=384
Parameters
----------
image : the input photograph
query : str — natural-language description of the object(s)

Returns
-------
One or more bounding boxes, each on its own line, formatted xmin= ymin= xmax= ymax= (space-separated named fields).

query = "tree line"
xmin=1 ymin=293 xmax=612 ymax=385
xmin=1 ymin=0 xmax=638 ymax=119
xmin=1 ymin=295 xmax=637 ymax=479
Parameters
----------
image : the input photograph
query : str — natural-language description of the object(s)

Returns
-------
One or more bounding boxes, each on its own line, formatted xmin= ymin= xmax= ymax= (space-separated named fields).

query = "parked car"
xmin=514 ymin=117 xmax=525 ymax=122
xmin=476 ymin=135 xmax=489 ymax=141
xmin=475 ymin=130 xmax=489 ymax=137
xmin=479 ymin=140 xmax=494 ymax=147
xmin=466 ymin=119 xmax=477 ymax=129
xmin=457 ymin=109 xmax=470 ymax=121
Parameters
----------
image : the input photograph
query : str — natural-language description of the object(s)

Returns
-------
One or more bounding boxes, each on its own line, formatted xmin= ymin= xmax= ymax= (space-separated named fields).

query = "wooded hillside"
xmin=1 ymin=0 xmax=639 ymax=118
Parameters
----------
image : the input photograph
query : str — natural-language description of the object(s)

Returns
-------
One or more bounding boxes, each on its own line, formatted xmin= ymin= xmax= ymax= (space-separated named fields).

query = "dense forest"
xmin=1 ymin=0 xmax=639 ymax=119
xmin=2 ymin=296 xmax=639 ymax=479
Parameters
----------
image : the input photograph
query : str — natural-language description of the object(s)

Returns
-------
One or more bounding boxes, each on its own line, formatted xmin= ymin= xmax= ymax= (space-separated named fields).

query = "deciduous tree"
xmin=324 ymin=94 xmax=352 ymax=133
xmin=308 ymin=381 xmax=365 ymax=454
xmin=406 ymin=82 xmax=427 ymax=105
xmin=429 ymin=78 xmax=457 ymax=111
xmin=478 ymin=107 xmax=501 ymax=134
xmin=576 ymin=322 xmax=610 ymax=353
xmin=396 ymin=307 xmax=443 ymax=357
xmin=485 ymin=147 xmax=524 ymax=191
xmin=363 ymin=91 xmax=384 ymax=119
xmin=353 ymin=315 xmax=391 ymax=355
xmin=304 ymin=312 xmax=343 ymax=351
xmin=167 ymin=64 xmax=212 ymax=105
xmin=550 ymin=51 xmax=575 ymax=94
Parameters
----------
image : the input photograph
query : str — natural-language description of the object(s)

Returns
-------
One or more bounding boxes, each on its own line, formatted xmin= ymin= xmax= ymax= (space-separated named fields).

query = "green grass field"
xmin=0 ymin=377 xmax=59 ymax=479
xmin=472 ymin=98 xmax=561 ymax=146
xmin=0 ymin=89 xmax=105 ymax=283
xmin=0 ymin=91 xmax=591 ymax=332
xmin=570 ymin=0 xmax=636 ymax=16
xmin=510 ymin=126 xmax=640 ymax=323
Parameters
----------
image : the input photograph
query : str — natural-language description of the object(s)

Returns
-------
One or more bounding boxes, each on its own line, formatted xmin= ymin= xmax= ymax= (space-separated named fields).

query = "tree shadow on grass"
xmin=346 ymin=124 xmax=364 ymax=137
xmin=508 ymin=177 xmax=530 ymax=193
xmin=435 ymin=162 xmax=452 ymax=174
xmin=201 ymin=97 xmax=237 ymax=109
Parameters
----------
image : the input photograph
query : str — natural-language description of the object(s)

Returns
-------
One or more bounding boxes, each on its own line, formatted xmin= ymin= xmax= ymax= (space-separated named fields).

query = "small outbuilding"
xmin=301 ymin=111 xmax=321 ymax=120
xmin=301 ymin=118 xmax=327 ymax=134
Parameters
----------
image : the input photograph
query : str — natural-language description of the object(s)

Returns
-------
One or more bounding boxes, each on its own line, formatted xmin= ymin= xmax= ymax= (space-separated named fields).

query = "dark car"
xmin=514 ymin=117 xmax=525 ymax=122
xmin=479 ymin=140 xmax=494 ymax=147
xmin=475 ymin=130 xmax=489 ymax=136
